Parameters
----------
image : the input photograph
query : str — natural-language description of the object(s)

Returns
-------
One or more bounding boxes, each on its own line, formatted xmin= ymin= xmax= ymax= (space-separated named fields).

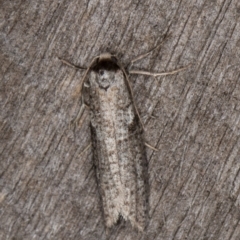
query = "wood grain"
xmin=1 ymin=0 xmax=240 ymax=239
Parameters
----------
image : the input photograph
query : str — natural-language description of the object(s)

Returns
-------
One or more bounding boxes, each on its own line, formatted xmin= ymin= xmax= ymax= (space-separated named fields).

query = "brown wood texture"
xmin=1 ymin=0 xmax=240 ymax=239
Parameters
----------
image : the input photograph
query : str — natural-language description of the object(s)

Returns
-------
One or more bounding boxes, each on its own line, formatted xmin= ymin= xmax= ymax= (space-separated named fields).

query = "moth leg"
xmin=129 ymin=42 xmax=164 ymax=67
xmin=129 ymin=65 xmax=190 ymax=77
xmin=128 ymin=34 xmax=190 ymax=77
xmin=70 ymin=96 xmax=89 ymax=129
xmin=58 ymin=57 xmax=86 ymax=70
xmin=145 ymin=142 xmax=159 ymax=151
xmin=58 ymin=57 xmax=91 ymax=129
xmin=129 ymin=34 xmax=170 ymax=67
xmin=79 ymin=143 xmax=92 ymax=156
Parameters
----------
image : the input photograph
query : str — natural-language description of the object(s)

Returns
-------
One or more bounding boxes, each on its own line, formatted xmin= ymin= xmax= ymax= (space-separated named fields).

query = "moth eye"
xmin=99 ymin=70 xmax=104 ymax=76
xmin=111 ymin=56 xmax=118 ymax=63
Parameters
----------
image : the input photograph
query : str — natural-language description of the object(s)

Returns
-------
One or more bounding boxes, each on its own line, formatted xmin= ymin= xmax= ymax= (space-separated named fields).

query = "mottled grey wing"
xmin=88 ymin=63 xmax=148 ymax=231
xmin=116 ymin=99 xmax=148 ymax=231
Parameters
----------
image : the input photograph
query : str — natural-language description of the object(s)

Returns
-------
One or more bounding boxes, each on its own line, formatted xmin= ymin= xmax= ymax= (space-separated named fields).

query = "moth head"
xmin=90 ymin=54 xmax=120 ymax=90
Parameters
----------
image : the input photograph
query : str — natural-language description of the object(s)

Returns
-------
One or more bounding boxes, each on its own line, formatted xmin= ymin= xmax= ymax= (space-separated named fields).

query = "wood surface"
xmin=1 ymin=0 xmax=240 ymax=239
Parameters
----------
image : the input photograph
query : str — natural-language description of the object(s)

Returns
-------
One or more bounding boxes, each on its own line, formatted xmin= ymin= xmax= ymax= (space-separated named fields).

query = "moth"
xmin=86 ymin=53 xmax=148 ymax=231
xmin=60 ymin=47 xmax=188 ymax=231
